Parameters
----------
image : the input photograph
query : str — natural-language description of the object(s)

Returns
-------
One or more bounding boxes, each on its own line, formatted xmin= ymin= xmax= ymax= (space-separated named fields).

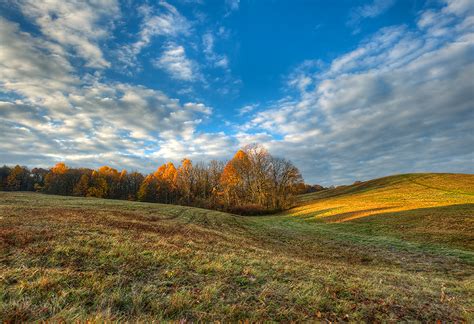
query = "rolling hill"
xmin=292 ymin=173 xmax=474 ymax=249
xmin=1 ymin=173 xmax=473 ymax=321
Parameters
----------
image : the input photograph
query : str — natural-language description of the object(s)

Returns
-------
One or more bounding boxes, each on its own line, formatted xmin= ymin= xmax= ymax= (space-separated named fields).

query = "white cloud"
xmin=356 ymin=0 xmax=395 ymax=18
xmin=242 ymin=1 xmax=474 ymax=185
xmin=202 ymin=32 xmax=230 ymax=69
xmin=152 ymin=132 xmax=236 ymax=161
xmin=17 ymin=0 xmax=119 ymax=68
xmin=444 ymin=0 xmax=474 ymax=16
xmin=348 ymin=0 xmax=396 ymax=33
xmin=238 ymin=104 xmax=259 ymax=116
xmin=1 ymin=0 xmax=473 ymax=185
xmin=153 ymin=43 xmax=199 ymax=81
xmin=119 ymin=2 xmax=190 ymax=68
xmin=0 ymin=15 xmax=226 ymax=172
xmin=417 ymin=0 xmax=474 ymax=37
xmin=0 ymin=18 xmax=77 ymax=104
xmin=286 ymin=60 xmax=323 ymax=94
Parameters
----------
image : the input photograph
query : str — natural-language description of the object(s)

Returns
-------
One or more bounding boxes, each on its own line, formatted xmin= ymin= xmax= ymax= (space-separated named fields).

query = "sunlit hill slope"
xmin=291 ymin=173 xmax=473 ymax=249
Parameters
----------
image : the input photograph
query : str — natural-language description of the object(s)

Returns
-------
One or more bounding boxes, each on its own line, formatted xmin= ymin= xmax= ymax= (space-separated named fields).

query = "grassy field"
xmin=1 ymin=173 xmax=473 ymax=321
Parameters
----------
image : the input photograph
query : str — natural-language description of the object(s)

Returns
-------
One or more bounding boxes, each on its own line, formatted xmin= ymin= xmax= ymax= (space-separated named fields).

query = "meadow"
xmin=1 ymin=173 xmax=473 ymax=321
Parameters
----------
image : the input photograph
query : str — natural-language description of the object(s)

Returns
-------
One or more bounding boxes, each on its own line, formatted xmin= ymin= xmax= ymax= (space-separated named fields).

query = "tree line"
xmin=0 ymin=145 xmax=314 ymax=214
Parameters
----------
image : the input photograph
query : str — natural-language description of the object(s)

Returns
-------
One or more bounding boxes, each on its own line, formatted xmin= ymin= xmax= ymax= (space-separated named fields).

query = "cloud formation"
xmin=348 ymin=0 xmax=395 ymax=33
xmin=243 ymin=0 xmax=474 ymax=184
xmin=17 ymin=0 xmax=120 ymax=68
xmin=0 ymin=0 xmax=472 ymax=186
xmin=203 ymin=32 xmax=229 ymax=69
xmin=119 ymin=1 xmax=191 ymax=68
xmin=0 ymin=8 xmax=227 ymax=172
xmin=153 ymin=43 xmax=199 ymax=81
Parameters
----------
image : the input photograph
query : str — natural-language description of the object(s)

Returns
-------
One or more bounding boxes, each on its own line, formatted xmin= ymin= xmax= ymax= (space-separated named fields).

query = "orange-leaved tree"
xmin=44 ymin=162 xmax=71 ymax=195
xmin=220 ymin=149 xmax=252 ymax=206
xmin=137 ymin=174 xmax=159 ymax=202
xmin=176 ymin=158 xmax=194 ymax=204
xmin=87 ymin=170 xmax=108 ymax=198
xmin=97 ymin=166 xmax=121 ymax=199
xmin=154 ymin=162 xmax=177 ymax=203
xmin=73 ymin=173 xmax=91 ymax=196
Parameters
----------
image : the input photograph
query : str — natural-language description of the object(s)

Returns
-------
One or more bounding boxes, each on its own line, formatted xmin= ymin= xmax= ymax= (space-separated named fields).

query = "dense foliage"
xmin=0 ymin=145 xmax=304 ymax=214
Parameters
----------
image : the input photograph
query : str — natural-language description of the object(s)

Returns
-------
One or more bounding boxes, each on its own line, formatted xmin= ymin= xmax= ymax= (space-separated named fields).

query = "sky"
xmin=0 ymin=0 xmax=473 ymax=185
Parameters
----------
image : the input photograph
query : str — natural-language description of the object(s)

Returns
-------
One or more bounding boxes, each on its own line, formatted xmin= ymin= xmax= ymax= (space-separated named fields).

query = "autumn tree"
xmin=220 ymin=147 xmax=268 ymax=208
xmin=219 ymin=144 xmax=303 ymax=212
xmin=245 ymin=145 xmax=272 ymax=207
xmin=6 ymin=165 xmax=31 ymax=191
xmin=191 ymin=162 xmax=214 ymax=205
xmin=1 ymin=143 xmax=304 ymax=214
xmin=206 ymin=160 xmax=225 ymax=207
xmin=97 ymin=166 xmax=121 ymax=199
xmin=44 ymin=162 xmax=71 ymax=195
xmin=154 ymin=162 xmax=177 ymax=203
xmin=137 ymin=174 xmax=158 ymax=202
xmin=220 ymin=157 xmax=242 ymax=206
xmin=86 ymin=170 xmax=108 ymax=198
xmin=73 ymin=173 xmax=91 ymax=196
xmin=123 ymin=171 xmax=144 ymax=200
xmin=118 ymin=170 xmax=128 ymax=199
xmin=267 ymin=157 xmax=303 ymax=209
xmin=0 ymin=166 xmax=48 ymax=192
xmin=176 ymin=158 xmax=194 ymax=204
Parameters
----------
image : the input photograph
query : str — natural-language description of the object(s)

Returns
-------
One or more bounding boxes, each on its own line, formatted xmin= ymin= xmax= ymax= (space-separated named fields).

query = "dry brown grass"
xmin=1 ymin=173 xmax=473 ymax=321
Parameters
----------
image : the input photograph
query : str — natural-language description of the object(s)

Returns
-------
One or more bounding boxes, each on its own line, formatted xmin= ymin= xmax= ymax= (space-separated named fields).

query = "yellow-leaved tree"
xmin=176 ymin=158 xmax=194 ymax=204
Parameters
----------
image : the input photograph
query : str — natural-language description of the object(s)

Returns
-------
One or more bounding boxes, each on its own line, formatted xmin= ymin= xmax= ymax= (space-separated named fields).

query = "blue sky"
xmin=0 ymin=0 xmax=473 ymax=185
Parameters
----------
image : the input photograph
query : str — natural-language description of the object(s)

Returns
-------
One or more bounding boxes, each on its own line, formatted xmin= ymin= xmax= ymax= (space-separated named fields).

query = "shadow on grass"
xmin=294 ymin=203 xmax=474 ymax=253
xmin=346 ymin=203 xmax=474 ymax=223
xmin=296 ymin=208 xmax=341 ymax=220
xmin=293 ymin=204 xmax=473 ymax=224
xmin=320 ymin=207 xmax=398 ymax=222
